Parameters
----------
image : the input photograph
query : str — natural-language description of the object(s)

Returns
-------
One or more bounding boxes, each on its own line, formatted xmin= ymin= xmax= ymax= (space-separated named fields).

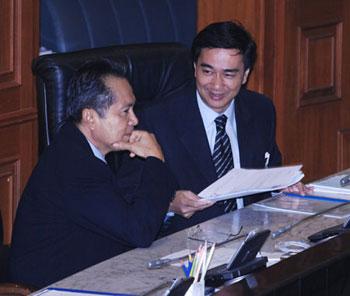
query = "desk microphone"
xmin=340 ymin=174 xmax=350 ymax=187
xmin=308 ymin=216 xmax=350 ymax=242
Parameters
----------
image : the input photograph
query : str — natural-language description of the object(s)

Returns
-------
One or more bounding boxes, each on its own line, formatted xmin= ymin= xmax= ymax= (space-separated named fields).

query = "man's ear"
xmin=193 ymin=62 xmax=197 ymax=77
xmin=242 ymin=68 xmax=251 ymax=85
xmin=81 ymin=108 xmax=95 ymax=128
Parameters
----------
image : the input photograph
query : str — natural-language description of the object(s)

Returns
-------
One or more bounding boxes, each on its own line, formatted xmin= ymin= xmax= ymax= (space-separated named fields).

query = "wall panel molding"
xmin=298 ymin=22 xmax=342 ymax=107
xmin=0 ymin=0 xmax=38 ymax=243
xmin=337 ymin=129 xmax=350 ymax=171
xmin=0 ymin=157 xmax=20 ymax=244
xmin=0 ymin=108 xmax=37 ymax=127
xmin=0 ymin=0 xmax=21 ymax=89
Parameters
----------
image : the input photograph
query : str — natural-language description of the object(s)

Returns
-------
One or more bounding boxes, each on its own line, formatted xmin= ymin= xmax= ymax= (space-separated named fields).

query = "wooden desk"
xmin=44 ymin=192 xmax=350 ymax=296
xmin=217 ymin=219 xmax=350 ymax=296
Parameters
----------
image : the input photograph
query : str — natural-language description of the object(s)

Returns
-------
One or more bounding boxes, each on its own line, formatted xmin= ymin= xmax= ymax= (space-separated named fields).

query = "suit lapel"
xmin=235 ymin=89 xmax=255 ymax=168
xmin=175 ymin=91 xmax=217 ymax=185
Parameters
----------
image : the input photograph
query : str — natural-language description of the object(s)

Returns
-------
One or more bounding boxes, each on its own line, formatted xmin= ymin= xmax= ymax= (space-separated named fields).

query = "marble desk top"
xmin=46 ymin=190 xmax=350 ymax=296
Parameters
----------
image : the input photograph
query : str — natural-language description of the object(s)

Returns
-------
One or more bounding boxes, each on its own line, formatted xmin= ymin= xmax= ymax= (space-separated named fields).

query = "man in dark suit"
xmin=9 ymin=60 xmax=177 ymax=288
xmin=137 ymin=21 xmax=304 ymax=235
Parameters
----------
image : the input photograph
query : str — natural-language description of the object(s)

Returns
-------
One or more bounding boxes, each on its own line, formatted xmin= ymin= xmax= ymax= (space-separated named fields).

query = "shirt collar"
xmin=196 ymin=91 xmax=235 ymax=129
xmin=87 ymin=140 xmax=106 ymax=163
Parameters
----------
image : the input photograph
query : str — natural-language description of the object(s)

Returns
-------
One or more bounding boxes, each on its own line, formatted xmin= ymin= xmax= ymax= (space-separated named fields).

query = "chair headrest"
xmin=32 ymin=43 xmax=194 ymax=154
xmin=40 ymin=0 xmax=197 ymax=52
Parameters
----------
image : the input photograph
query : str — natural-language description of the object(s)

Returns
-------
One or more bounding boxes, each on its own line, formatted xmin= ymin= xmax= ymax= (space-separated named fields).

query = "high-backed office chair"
xmin=40 ymin=0 xmax=197 ymax=52
xmin=32 ymin=43 xmax=194 ymax=154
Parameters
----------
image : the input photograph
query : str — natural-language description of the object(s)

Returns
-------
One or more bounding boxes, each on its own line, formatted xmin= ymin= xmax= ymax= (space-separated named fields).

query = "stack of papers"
xmin=310 ymin=174 xmax=350 ymax=195
xmin=199 ymin=165 xmax=304 ymax=201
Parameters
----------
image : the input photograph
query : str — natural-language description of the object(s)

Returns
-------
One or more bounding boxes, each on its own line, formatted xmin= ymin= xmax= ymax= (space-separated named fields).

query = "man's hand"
xmin=112 ymin=130 xmax=164 ymax=161
xmin=282 ymin=181 xmax=313 ymax=195
xmin=169 ymin=190 xmax=214 ymax=218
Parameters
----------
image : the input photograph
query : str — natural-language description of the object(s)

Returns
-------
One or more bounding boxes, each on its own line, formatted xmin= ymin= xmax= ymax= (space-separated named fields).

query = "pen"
xmin=147 ymin=251 xmax=195 ymax=269
xmin=181 ymin=260 xmax=192 ymax=278
xmin=163 ymin=278 xmax=183 ymax=296
xmin=340 ymin=174 xmax=350 ymax=187
xmin=147 ymin=258 xmax=176 ymax=269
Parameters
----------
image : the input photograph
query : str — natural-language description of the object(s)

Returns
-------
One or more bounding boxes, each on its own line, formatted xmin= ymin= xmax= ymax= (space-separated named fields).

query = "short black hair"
xmin=191 ymin=21 xmax=257 ymax=70
xmin=66 ymin=59 xmax=128 ymax=123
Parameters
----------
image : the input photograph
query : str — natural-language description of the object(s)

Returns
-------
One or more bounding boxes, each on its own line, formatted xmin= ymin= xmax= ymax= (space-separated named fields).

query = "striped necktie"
xmin=213 ymin=115 xmax=234 ymax=178
xmin=212 ymin=114 xmax=236 ymax=212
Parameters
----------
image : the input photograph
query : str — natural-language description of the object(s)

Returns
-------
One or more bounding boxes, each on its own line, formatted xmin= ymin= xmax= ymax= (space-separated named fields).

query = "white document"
xmin=199 ymin=165 xmax=304 ymax=201
xmin=310 ymin=174 xmax=350 ymax=195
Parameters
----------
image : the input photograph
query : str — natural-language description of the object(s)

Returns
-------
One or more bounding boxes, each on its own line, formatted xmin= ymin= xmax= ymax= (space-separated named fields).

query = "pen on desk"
xmin=147 ymin=258 xmax=176 ymax=269
xmin=188 ymin=252 xmax=192 ymax=263
xmin=148 ymin=232 xmax=245 ymax=270
xmin=147 ymin=251 xmax=195 ymax=269
xmin=163 ymin=278 xmax=183 ymax=296
xmin=189 ymin=249 xmax=198 ymax=277
xmin=340 ymin=174 xmax=350 ymax=187
xmin=181 ymin=260 xmax=192 ymax=278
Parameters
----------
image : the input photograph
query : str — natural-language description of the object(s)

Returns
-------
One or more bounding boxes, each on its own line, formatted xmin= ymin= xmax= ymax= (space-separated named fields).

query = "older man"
xmin=9 ymin=60 xmax=177 ymax=288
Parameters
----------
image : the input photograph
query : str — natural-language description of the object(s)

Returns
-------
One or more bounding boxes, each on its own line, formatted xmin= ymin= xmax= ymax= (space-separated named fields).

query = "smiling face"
xmin=194 ymin=48 xmax=250 ymax=113
xmin=81 ymin=76 xmax=138 ymax=155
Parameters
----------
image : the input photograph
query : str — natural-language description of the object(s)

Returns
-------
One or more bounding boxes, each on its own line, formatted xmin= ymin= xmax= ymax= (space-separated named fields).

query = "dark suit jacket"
xmin=138 ymin=82 xmax=282 ymax=234
xmin=9 ymin=122 xmax=177 ymax=288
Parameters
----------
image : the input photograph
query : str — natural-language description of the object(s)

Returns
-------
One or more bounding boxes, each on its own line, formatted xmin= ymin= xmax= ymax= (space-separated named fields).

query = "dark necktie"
xmin=212 ymin=114 xmax=236 ymax=212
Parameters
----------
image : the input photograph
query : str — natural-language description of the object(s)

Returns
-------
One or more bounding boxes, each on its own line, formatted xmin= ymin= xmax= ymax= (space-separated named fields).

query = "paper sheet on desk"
xmin=310 ymin=174 xmax=350 ymax=196
xmin=199 ymin=165 xmax=304 ymax=201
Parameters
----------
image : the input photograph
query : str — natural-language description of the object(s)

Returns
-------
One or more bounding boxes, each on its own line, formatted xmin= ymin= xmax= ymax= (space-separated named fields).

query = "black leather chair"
xmin=40 ymin=0 xmax=197 ymax=52
xmin=32 ymin=43 xmax=194 ymax=154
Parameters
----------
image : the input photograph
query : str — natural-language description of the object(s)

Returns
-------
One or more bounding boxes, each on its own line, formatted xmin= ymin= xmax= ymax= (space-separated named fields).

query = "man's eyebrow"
xmin=199 ymin=63 xmax=214 ymax=69
xmin=223 ymin=68 xmax=240 ymax=73
xmin=199 ymin=63 xmax=240 ymax=73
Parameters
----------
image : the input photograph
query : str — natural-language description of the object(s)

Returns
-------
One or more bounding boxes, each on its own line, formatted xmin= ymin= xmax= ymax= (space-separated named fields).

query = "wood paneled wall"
xmin=0 ymin=0 xmax=38 ymax=244
xmin=198 ymin=0 xmax=350 ymax=182
xmin=197 ymin=0 xmax=268 ymax=94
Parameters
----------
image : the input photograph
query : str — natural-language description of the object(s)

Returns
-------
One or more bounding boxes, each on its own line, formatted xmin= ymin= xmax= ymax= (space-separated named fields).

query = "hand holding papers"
xmin=199 ymin=165 xmax=304 ymax=201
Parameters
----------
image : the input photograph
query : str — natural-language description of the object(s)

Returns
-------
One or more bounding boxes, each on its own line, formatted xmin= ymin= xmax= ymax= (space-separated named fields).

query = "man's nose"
xmin=211 ymin=73 xmax=224 ymax=88
xmin=129 ymin=110 xmax=138 ymax=126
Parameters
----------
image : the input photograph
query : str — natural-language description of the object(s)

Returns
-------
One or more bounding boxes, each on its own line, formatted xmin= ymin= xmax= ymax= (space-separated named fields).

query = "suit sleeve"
xmin=59 ymin=153 xmax=177 ymax=248
xmin=268 ymin=103 xmax=282 ymax=167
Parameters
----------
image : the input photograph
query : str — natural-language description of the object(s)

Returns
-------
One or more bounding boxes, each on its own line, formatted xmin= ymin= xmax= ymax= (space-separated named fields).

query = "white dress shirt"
xmin=196 ymin=91 xmax=244 ymax=208
xmin=87 ymin=140 xmax=106 ymax=163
